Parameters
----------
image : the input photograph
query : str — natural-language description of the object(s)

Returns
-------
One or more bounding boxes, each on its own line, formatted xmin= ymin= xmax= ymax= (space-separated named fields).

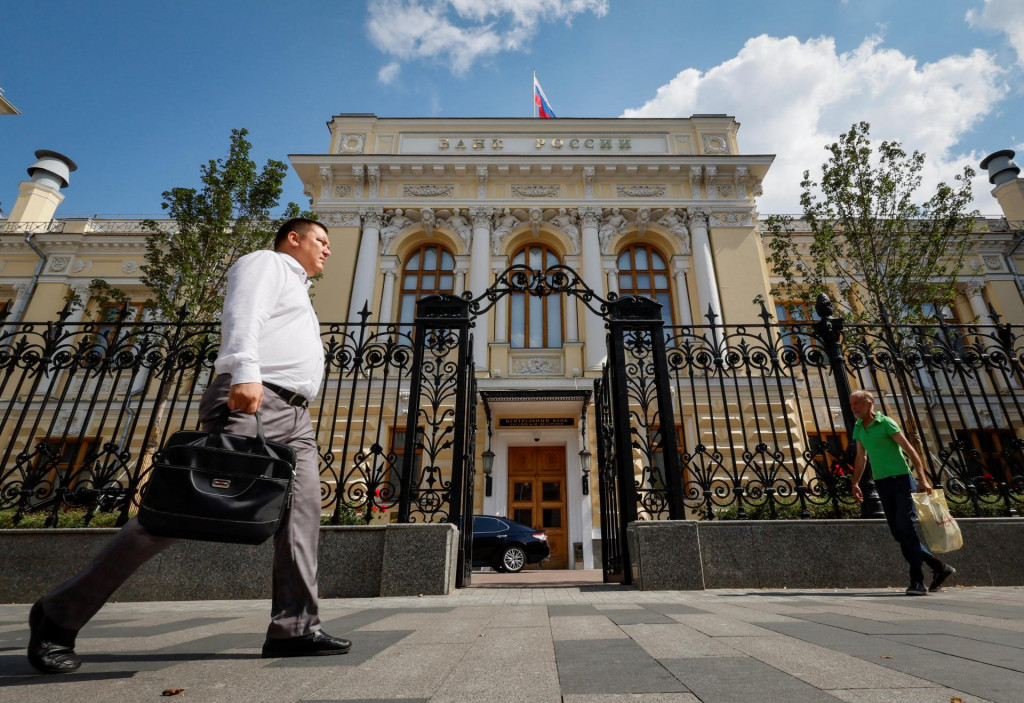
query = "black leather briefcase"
xmin=138 ymin=411 xmax=296 ymax=545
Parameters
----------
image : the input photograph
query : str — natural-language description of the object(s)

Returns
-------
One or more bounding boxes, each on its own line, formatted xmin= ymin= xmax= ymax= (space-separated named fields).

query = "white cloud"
xmin=623 ymin=35 xmax=1006 ymax=214
xmin=967 ymin=0 xmax=1024 ymax=66
xmin=367 ymin=0 xmax=608 ymax=77
xmin=378 ymin=61 xmax=401 ymax=84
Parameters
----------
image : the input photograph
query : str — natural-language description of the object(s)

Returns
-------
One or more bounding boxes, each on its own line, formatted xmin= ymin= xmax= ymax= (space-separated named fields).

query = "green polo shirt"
xmin=853 ymin=412 xmax=912 ymax=480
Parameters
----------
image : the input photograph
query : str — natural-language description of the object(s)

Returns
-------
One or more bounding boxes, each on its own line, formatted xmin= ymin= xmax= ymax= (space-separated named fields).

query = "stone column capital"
xmin=470 ymin=207 xmax=494 ymax=228
xmin=579 ymin=207 xmax=602 ymax=227
xmin=360 ymin=207 xmax=384 ymax=229
xmin=688 ymin=207 xmax=710 ymax=227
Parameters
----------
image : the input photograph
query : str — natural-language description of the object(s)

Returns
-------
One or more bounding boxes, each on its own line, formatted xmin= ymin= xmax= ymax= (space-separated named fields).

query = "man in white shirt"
xmin=28 ymin=218 xmax=351 ymax=674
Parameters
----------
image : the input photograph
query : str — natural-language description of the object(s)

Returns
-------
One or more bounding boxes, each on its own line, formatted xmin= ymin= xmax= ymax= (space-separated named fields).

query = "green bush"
xmin=0 ymin=508 xmax=122 ymax=529
xmin=946 ymin=497 xmax=1018 ymax=518
xmin=320 ymin=505 xmax=372 ymax=526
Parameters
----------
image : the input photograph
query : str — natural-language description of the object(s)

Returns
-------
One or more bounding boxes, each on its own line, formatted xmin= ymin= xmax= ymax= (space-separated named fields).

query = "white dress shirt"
xmin=214 ymin=250 xmax=324 ymax=400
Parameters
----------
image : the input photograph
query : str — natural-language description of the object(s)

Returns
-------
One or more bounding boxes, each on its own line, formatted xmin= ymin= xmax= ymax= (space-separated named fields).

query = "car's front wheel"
xmin=499 ymin=545 xmax=527 ymax=573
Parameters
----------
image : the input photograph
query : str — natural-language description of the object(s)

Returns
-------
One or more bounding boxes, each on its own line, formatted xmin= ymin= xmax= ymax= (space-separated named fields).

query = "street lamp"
xmin=482 ymin=448 xmax=495 ymax=497
xmin=579 ymin=446 xmax=592 ymax=495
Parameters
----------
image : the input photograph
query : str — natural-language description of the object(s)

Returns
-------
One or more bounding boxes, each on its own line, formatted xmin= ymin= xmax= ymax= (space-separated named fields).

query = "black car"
xmin=471 ymin=515 xmax=550 ymax=573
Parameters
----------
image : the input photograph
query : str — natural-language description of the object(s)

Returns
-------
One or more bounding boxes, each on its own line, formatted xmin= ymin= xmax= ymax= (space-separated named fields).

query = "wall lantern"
xmin=482 ymin=407 xmax=494 ymax=497
xmin=580 ymin=400 xmax=592 ymax=495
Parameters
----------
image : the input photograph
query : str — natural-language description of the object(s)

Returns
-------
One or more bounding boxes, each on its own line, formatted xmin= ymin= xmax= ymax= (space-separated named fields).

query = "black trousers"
xmin=875 ymin=473 xmax=945 ymax=583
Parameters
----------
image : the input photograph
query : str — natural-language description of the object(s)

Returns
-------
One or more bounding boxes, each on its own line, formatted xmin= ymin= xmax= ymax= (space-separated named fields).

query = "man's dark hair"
xmin=274 ymin=217 xmax=325 ymax=250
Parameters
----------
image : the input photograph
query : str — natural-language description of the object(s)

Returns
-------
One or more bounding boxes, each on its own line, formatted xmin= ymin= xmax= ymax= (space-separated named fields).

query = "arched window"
xmin=510 ymin=243 xmax=562 ymax=349
xmin=617 ymin=244 xmax=674 ymax=326
xmin=398 ymin=244 xmax=455 ymax=324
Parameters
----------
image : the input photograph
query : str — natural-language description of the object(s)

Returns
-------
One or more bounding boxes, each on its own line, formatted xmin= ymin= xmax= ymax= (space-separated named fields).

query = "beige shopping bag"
xmin=912 ymin=488 xmax=963 ymax=553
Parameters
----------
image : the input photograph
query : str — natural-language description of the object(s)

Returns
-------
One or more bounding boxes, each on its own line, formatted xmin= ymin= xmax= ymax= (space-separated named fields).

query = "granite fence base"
xmin=628 ymin=518 xmax=1024 ymax=590
xmin=0 ymin=523 xmax=458 ymax=604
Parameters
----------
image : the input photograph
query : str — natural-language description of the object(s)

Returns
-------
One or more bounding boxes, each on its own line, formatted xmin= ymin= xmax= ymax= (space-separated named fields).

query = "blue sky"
xmin=1 ymin=0 xmax=1022 ymax=218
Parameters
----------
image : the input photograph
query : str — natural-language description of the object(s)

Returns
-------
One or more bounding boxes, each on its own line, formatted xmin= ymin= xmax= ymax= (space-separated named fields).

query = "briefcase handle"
xmin=207 ymin=407 xmax=271 ymax=455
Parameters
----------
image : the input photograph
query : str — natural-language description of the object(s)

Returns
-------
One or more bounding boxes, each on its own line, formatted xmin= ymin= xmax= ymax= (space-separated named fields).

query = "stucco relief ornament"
xmin=512 ymin=184 xmax=560 ymax=198
xmin=491 ymin=208 xmax=521 ymax=254
xmin=583 ymin=167 xmax=595 ymax=199
xmin=446 ymin=208 xmax=472 ymax=250
xmin=616 ymin=185 xmax=666 ymax=198
xmin=334 ymin=184 xmax=352 ymax=198
xmin=121 ymin=260 xmax=139 ymax=274
xmin=511 ymin=357 xmax=562 ymax=375
xmin=599 ymin=208 xmax=628 ymax=254
xmin=320 ymin=209 xmax=360 ymax=226
xmin=702 ymin=134 xmax=730 ymax=154
xmin=656 ymin=209 xmax=690 ymax=254
xmin=548 ymin=208 xmax=580 ymax=253
xmin=319 ymin=166 xmax=332 ymax=185
xmin=529 ymin=207 xmax=544 ymax=235
xmin=403 ymin=184 xmax=453 ymax=198
xmin=984 ymin=255 xmax=1003 ymax=271
xmin=367 ymin=166 xmax=380 ymax=199
xmin=419 ymin=208 xmax=436 ymax=237
xmin=635 ymin=208 xmax=651 ymax=237
xmin=336 ymin=134 xmax=366 ymax=154
xmin=715 ymin=185 xmax=736 ymax=199
xmin=380 ymin=208 xmax=414 ymax=253
xmin=48 ymin=256 xmax=72 ymax=273
xmin=476 ymin=166 xmax=488 ymax=199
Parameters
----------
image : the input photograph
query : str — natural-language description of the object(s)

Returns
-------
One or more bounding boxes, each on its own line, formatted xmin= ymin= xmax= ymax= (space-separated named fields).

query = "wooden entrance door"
xmin=507 ymin=446 xmax=567 ymax=569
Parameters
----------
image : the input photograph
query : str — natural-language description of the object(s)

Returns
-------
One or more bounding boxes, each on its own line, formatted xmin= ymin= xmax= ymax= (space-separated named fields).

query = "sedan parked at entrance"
xmin=471 ymin=515 xmax=550 ymax=573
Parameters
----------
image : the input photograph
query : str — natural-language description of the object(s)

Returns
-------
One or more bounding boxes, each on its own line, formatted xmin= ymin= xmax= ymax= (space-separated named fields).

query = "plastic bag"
xmin=912 ymin=488 xmax=963 ymax=553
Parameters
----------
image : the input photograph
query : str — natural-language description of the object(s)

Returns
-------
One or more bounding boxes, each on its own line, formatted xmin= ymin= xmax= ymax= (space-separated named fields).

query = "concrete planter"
xmin=0 ymin=523 xmax=458 ymax=603
xmin=628 ymin=518 xmax=1024 ymax=590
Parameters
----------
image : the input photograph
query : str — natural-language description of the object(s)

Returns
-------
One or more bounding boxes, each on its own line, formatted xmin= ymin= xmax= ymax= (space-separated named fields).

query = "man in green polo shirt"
xmin=849 ymin=390 xmax=956 ymax=595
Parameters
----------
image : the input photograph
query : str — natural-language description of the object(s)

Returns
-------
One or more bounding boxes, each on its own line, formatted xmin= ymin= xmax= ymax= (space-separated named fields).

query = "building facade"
xmin=2 ymin=117 xmax=1024 ymax=571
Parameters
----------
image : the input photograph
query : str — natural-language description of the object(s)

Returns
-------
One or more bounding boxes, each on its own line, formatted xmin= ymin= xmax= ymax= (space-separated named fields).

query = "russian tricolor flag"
xmin=534 ymin=76 xmax=556 ymax=118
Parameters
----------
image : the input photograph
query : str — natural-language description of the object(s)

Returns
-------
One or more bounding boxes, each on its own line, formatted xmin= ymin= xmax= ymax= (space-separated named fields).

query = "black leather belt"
xmin=262 ymin=382 xmax=309 ymax=408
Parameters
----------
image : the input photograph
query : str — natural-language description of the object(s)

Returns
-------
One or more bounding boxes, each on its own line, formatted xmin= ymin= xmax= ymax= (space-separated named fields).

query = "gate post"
xmin=606 ymin=295 xmax=684 ymax=584
xmin=812 ymin=294 xmax=884 ymax=518
xmin=397 ymin=294 xmax=475 ymax=587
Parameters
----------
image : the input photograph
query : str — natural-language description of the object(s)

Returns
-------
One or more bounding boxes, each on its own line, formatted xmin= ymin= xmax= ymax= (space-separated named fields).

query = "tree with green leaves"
xmin=90 ymin=127 xmax=305 ymax=322
xmin=761 ymin=121 xmax=978 ymax=326
xmin=85 ymin=129 xmax=310 ymax=519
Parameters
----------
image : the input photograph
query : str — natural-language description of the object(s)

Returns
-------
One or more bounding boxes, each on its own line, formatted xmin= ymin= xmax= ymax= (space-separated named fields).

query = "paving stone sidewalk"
xmin=2 ymin=583 xmax=1024 ymax=702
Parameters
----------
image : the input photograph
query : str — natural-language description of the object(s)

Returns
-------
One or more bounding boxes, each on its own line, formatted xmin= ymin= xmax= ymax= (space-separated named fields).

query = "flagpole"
xmin=532 ymin=69 xmax=536 ymax=118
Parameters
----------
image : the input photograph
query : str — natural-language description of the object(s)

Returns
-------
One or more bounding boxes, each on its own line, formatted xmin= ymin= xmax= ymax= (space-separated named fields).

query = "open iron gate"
xmin=397 ymin=265 xmax=685 ymax=587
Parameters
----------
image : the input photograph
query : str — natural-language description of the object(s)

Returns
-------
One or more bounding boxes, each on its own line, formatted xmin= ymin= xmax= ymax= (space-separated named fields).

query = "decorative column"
xmin=469 ymin=208 xmax=493 ymax=371
xmin=604 ymin=263 xmax=618 ymax=296
xmin=349 ymin=208 xmax=383 ymax=321
xmin=65 ymin=281 xmax=93 ymax=324
xmin=671 ymin=257 xmax=694 ymax=327
xmin=965 ymin=283 xmax=994 ymax=324
xmin=564 ymin=275 xmax=579 ymax=343
xmin=579 ymin=207 xmax=606 ymax=369
xmin=454 ymin=266 xmax=468 ymax=296
xmin=492 ymin=264 xmax=508 ymax=343
xmin=688 ymin=208 xmax=723 ymax=324
xmin=378 ymin=258 xmax=398 ymax=323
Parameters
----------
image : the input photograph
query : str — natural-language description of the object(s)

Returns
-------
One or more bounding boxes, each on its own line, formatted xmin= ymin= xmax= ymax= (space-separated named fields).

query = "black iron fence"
xmin=0 ymin=302 xmax=434 ymax=527
xmin=3 ymin=294 xmax=1023 ymax=529
xmin=641 ymin=298 xmax=1024 ymax=520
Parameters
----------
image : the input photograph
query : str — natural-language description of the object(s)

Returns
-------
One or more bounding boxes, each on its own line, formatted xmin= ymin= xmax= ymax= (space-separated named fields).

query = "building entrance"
xmin=507 ymin=446 xmax=568 ymax=569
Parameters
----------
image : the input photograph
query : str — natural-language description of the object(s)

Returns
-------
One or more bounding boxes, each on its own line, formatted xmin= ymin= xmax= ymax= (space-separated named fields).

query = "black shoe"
xmin=929 ymin=564 xmax=956 ymax=592
xmin=905 ymin=582 xmax=928 ymax=596
xmin=261 ymin=630 xmax=351 ymax=658
xmin=27 ymin=600 xmax=81 ymax=674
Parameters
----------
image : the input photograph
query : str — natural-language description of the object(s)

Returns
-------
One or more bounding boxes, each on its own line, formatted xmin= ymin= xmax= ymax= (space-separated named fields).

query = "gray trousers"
xmin=41 ymin=374 xmax=323 ymax=640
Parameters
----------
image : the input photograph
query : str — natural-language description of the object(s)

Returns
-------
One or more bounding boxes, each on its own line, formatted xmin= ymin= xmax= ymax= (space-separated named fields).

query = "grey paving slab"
xmin=76 ymin=615 xmax=242 ymax=638
xmin=602 ymin=609 xmax=677 ymax=625
xmin=824 ymin=688 xmax=995 ymax=703
xmin=639 ymin=603 xmax=710 ymax=615
xmin=718 ymin=635 xmax=938 ymax=689
xmin=555 ymin=638 xmax=688 ymax=694
xmin=303 ymin=642 xmax=472 ymax=700
xmin=659 ymin=656 xmax=843 ymax=703
xmin=621 ymin=623 xmax=742 ymax=658
xmin=880 ymin=597 xmax=1024 ymax=620
xmin=883 ymin=633 xmax=1024 ymax=673
xmin=758 ymin=621 xmax=1024 ymax=702
xmin=666 ymin=613 xmax=779 ymax=636
xmin=548 ymin=604 xmax=600 ymax=616
xmin=265 ymin=630 xmax=413 ymax=668
xmin=431 ymin=657 xmax=561 ymax=703
xmin=562 ymin=695 xmax=701 ymax=703
xmin=300 ymin=699 xmax=430 ymax=702
xmin=550 ymin=614 xmax=628 ymax=640
xmin=488 ymin=605 xmax=549 ymax=627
